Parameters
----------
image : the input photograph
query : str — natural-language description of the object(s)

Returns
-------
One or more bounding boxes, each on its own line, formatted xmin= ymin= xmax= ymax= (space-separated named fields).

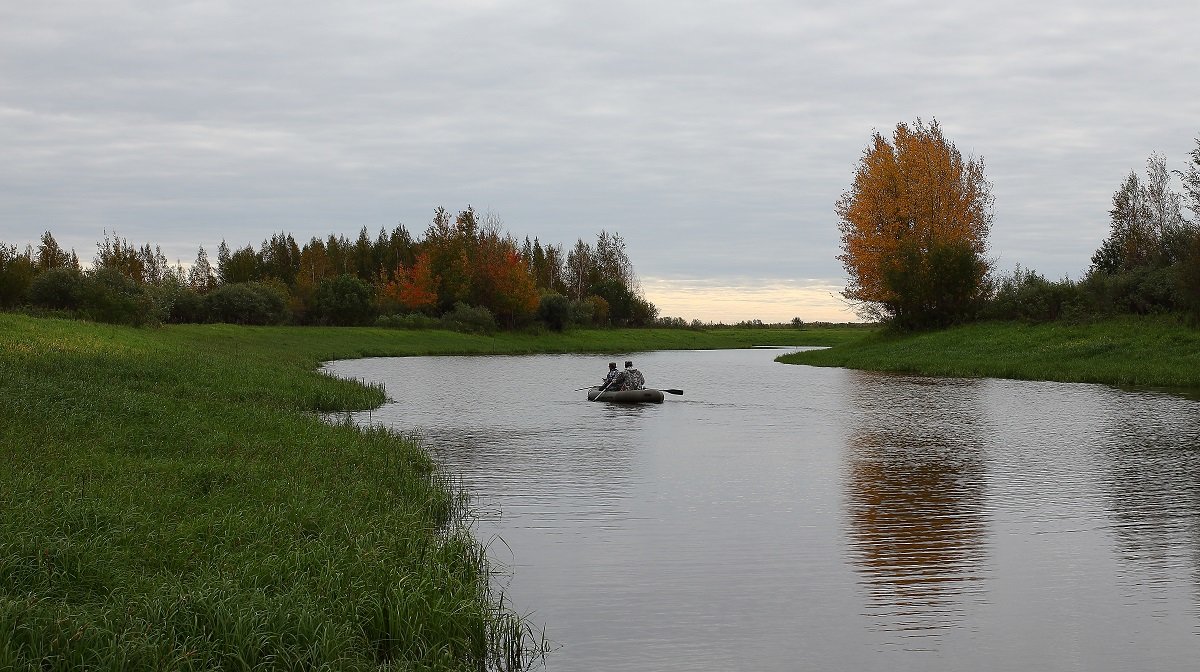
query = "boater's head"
xmin=625 ymin=361 xmax=633 ymax=369
xmin=609 ymin=362 xmax=617 ymax=370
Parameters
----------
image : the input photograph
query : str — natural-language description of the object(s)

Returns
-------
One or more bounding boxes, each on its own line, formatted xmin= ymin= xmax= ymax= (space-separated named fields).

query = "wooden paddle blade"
xmin=663 ymin=389 xmax=684 ymax=395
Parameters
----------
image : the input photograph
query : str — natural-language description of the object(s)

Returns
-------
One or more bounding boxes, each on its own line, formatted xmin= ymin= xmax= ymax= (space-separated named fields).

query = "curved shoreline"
xmin=777 ymin=317 xmax=1200 ymax=393
xmin=0 ymin=315 xmax=859 ymax=670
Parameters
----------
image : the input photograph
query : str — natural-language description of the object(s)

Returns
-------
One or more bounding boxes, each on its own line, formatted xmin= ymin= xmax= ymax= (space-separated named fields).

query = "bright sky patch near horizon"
xmin=2 ymin=1 xmax=1196 ymax=324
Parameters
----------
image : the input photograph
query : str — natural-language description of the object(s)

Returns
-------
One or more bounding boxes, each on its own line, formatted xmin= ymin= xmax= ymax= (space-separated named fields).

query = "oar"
xmin=663 ymin=389 xmax=683 ymax=395
xmin=590 ymin=376 xmax=618 ymax=401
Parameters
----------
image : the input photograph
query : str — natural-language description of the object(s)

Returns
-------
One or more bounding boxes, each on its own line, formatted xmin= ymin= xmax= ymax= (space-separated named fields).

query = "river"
xmin=323 ymin=348 xmax=1200 ymax=671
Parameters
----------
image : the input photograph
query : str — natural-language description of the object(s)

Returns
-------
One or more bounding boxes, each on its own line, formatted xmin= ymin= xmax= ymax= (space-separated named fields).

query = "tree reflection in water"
xmin=842 ymin=371 xmax=991 ymax=645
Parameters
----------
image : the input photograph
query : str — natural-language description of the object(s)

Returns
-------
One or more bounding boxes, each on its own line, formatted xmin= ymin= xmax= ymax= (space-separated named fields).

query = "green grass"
xmin=0 ymin=315 xmax=859 ymax=671
xmin=779 ymin=316 xmax=1200 ymax=391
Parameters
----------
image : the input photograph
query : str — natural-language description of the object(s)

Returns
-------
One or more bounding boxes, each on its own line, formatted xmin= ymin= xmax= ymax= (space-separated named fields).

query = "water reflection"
xmin=322 ymin=351 xmax=1200 ymax=671
xmin=1095 ymin=392 xmax=1200 ymax=619
xmin=842 ymin=372 xmax=990 ymax=641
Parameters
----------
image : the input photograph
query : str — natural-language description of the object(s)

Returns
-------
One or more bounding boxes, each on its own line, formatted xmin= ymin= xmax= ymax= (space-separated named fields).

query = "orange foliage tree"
xmin=836 ymin=119 xmax=994 ymax=329
xmin=380 ymin=250 xmax=440 ymax=313
xmin=486 ymin=248 xmax=540 ymax=327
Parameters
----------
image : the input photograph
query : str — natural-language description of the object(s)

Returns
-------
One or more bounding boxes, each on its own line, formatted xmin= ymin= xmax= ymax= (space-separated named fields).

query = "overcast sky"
xmin=2 ymin=0 xmax=1197 ymax=322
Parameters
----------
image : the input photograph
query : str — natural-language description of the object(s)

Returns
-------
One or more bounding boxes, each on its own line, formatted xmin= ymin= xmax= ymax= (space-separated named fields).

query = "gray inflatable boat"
xmin=587 ymin=386 xmax=665 ymax=404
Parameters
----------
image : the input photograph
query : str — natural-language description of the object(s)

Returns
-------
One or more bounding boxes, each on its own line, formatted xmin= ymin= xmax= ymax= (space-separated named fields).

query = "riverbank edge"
xmin=0 ymin=314 xmax=862 ymax=670
xmin=776 ymin=316 xmax=1200 ymax=392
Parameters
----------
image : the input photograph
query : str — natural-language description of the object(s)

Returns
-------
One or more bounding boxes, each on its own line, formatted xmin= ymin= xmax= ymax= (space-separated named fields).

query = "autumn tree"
xmin=483 ymin=245 xmax=540 ymax=327
xmin=836 ymin=119 xmax=994 ymax=329
xmin=380 ymin=250 xmax=439 ymax=313
xmin=421 ymin=207 xmax=474 ymax=311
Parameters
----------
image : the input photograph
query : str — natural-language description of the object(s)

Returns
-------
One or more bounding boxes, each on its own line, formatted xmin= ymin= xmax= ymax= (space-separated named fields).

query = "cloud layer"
xmin=2 ymin=1 xmax=1197 ymax=321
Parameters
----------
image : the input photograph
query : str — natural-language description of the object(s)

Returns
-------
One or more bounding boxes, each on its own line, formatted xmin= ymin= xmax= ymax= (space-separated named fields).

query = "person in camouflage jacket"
xmin=622 ymin=361 xmax=645 ymax=390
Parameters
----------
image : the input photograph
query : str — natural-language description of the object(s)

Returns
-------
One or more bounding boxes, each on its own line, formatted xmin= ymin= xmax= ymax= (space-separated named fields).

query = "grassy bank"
xmin=779 ymin=316 xmax=1200 ymax=391
xmin=0 ymin=315 xmax=858 ymax=670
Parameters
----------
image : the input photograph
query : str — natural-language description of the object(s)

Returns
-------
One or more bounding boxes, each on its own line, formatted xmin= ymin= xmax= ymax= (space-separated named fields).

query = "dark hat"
xmin=624 ymin=361 xmax=633 ymax=368
xmin=609 ymin=362 xmax=617 ymax=369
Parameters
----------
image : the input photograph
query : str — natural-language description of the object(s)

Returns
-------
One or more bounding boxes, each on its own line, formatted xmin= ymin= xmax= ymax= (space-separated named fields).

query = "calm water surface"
xmin=324 ymin=349 xmax=1200 ymax=671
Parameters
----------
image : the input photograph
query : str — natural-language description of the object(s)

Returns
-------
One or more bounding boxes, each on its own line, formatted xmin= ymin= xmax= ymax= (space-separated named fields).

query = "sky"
xmin=2 ymin=0 xmax=1197 ymax=323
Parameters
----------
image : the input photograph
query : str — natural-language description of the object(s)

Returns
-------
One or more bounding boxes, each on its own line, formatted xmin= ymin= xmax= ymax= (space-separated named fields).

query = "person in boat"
xmin=622 ymin=360 xmax=645 ymax=390
xmin=601 ymin=362 xmax=625 ymax=390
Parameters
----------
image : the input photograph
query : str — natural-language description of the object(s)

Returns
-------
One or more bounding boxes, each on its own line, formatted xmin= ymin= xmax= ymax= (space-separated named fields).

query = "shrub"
xmin=206 ymin=282 xmax=289 ymax=325
xmin=536 ymin=293 xmax=570 ymax=332
xmin=983 ymin=267 xmax=1085 ymax=323
xmin=883 ymin=238 xmax=987 ymax=330
xmin=591 ymin=279 xmax=634 ymax=324
xmin=0 ymin=244 xmax=35 ymax=308
xmin=440 ymin=302 xmax=496 ymax=334
xmin=313 ymin=274 xmax=374 ymax=326
xmin=82 ymin=267 xmax=153 ymax=325
xmin=1081 ymin=265 xmax=1183 ymax=316
xmin=168 ymin=288 xmax=209 ymax=323
xmin=1177 ymin=234 xmax=1200 ymax=321
xmin=27 ymin=267 xmax=86 ymax=310
xmin=628 ymin=295 xmax=658 ymax=326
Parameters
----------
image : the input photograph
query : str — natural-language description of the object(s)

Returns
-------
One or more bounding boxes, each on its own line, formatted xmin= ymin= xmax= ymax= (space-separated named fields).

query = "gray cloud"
xmin=2 ymin=0 xmax=1196 ymax=319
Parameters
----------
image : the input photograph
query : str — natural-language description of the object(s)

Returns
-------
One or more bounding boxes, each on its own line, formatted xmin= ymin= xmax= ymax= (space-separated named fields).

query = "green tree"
xmin=259 ymin=232 xmax=300 ymax=286
xmin=1092 ymin=154 xmax=1190 ymax=274
xmin=1177 ymin=135 xmax=1200 ymax=221
xmin=28 ymin=267 xmax=86 ymax=310
xmin=220 ymin=244 xmax=261 ymax=284
xmin=314 ymin=274 xmax=374 ymax=326
xmin=94 ymin=231 xmax=147 ymax=285
xmin=0 ymin=244 xmax=35 ymax=308
xmin=564 ymin=238 xmax=593 ymax=301
xmin=188 ymin=246 xmax=217 ymax=293
xmin=35 ymin=231 xmax=76 ymax=272
xmin=537 ymin=293 xmax=570 ymax=331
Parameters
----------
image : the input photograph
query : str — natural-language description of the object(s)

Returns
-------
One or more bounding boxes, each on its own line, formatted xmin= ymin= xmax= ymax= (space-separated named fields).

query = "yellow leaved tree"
xmin=836 ymin=119 xmax=994 ymax=329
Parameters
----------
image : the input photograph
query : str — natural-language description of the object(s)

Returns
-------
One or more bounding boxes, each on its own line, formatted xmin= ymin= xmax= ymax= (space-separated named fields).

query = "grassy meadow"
xmin=779 ymin=316 xmax=1200 ymax=391
xmin=0 ymin=314 xmax=859 ymax=670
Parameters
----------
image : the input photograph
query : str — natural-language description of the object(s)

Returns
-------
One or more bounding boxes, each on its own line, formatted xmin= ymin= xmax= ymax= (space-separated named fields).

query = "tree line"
xmin=836 ymin=119 xmax=1200 ymax=330
xmin=0 ymin=206 xmax=658 ymax=330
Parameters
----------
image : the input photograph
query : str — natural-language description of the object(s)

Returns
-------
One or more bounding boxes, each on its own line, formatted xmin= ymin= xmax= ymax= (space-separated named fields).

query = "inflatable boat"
xmin=587 ymin=386 xmax=665 ymax=404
